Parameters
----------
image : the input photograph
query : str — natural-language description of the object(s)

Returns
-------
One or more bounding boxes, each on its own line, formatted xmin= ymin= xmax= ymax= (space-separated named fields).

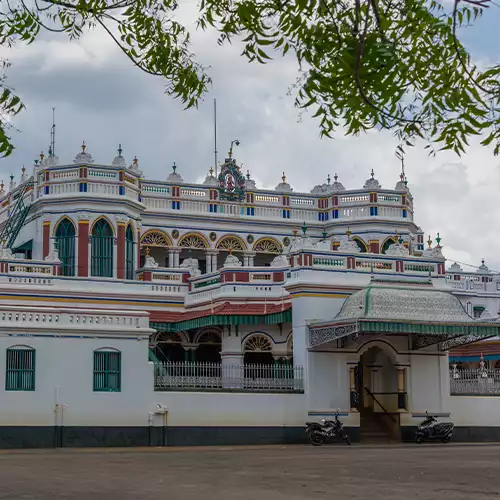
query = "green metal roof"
xmin=151 ymin=309 xmax=292 ymax=333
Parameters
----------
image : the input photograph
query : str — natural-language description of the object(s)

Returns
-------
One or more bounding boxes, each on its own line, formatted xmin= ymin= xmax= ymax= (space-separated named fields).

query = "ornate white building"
xmin=1 ymin=142 xmax=499 ymax=448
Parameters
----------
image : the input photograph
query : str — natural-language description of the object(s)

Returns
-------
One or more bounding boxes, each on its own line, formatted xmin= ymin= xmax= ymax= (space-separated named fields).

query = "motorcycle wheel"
xmin=441 ymin=436 xmax=451 ymax=444
xmin=341 ymin=430 xmax=351 ymax=446
xmin=308 ymin=430 xmax=324 ymax=446
xmin=416 ymin=435 xmax=424 ymax=444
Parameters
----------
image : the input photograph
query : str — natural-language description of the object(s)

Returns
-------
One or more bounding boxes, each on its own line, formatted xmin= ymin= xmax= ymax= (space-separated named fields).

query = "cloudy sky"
xmin=1 ymin=1 xmax=500 ymax=271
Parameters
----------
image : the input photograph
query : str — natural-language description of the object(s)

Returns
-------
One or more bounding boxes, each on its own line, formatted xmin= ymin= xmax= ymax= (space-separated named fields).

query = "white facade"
xmin=0 ymin=144 xmax=499 ymax=448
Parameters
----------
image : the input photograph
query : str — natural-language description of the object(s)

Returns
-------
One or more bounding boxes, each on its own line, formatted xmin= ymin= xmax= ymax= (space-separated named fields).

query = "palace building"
xmin=0 ymin=142 xmax=499 ymax=448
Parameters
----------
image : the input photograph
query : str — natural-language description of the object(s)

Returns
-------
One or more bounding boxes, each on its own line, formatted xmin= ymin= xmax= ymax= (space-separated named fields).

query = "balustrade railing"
xmin=154 ymin=361 xmax=304 ymax=393
xmin=450 ymin=369 xmax=500 ymax=395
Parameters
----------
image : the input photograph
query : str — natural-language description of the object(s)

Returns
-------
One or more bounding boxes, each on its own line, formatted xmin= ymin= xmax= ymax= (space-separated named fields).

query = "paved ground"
xmin=0 ymin=444 xmax=499 ymax=499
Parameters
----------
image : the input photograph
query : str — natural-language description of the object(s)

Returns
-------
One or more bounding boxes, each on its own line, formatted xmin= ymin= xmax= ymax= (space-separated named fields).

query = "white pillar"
xmin=173 ymin=250 xmax=180 ymax=268
xmin=168 ymin=250 xmax=174 ymax=268
xmin=243 ymin=255 xmax=249 ymax=267
xmin=248 ymin=252 xmax=255 ymax=267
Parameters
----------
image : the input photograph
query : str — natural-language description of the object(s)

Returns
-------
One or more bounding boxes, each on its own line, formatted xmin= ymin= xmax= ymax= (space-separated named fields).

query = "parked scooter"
xmin=415 ymin=411 xmax=454 ymax=443
xmin=306 ymin=410 xmax=351 ymax=446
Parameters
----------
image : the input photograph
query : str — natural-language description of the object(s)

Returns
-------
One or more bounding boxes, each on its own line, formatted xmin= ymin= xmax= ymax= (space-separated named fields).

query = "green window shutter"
xmin=125 ymin=225 xmax=134 ymax=280
xmin=5 ymin=347 xmax=35 ymax=391
xmin=93 ymin=350 xmax=121 ymax=392
xmin=55 ymin=218 xmax=76 ymax=276
xmin=91 ymin=219 xmax=114 ymax=277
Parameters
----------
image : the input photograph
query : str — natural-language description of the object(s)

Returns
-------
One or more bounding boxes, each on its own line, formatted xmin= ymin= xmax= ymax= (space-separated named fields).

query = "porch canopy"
xmin=308 ymin=284 xmax=500 ymax=351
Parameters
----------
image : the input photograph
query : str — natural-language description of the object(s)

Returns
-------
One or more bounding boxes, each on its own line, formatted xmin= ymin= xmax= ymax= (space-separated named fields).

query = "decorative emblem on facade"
xmin=283 ymin=237 xmax=291 ymax=247
xmin=178 ymin=234 xmax=207 ymax=249
xmin=141 ymin=231 xmax=170 ymax=247
xmin=171 ymin=229 xmax=179 ymax=239
xmin=218 ymin=145 xmax=245 ymax=201
xmin=247 ymin=234 xmax=254 ymax=244
xmin=254 ymin=238 xmax=281 ymax=254
xmin=217 ymin=236 xmax=245 ymax=252
xmin=209 ymin=231 xmax=217 ymax=242
xmin=244 ymin=335 xmax=273 ymax=352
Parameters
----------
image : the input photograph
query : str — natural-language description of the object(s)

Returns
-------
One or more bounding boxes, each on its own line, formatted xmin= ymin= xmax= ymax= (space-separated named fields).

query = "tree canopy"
xmin=0 ymin=0 xmax=498 ymax=158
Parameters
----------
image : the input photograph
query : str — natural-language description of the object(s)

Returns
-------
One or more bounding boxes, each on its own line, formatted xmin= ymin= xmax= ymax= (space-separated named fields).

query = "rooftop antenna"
xmin=214 ymin=98 xmax=218 ymax=178
xmin=50 ymin=107 xmax=56 ymax=156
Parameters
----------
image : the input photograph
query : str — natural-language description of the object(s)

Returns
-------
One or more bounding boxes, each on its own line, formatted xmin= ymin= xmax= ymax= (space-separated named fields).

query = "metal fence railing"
xmin=153 ymin=361 xmax=304 ymax=393
xmin=450 ymin=368 xmax=500 ymax=395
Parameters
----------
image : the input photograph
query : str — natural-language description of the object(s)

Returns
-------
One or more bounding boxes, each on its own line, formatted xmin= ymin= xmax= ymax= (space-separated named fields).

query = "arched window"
xmin=91 ymin=219 xmax=114 ymax=277
xmin=381 ymin=238 xmax=396 ymax=254
xmin=352 ymin=237 xmax=368 ymax=253
xmin=93 ymin=348 xmax=121 ymax=392
xmin=5 ymin=346 xmax=36 ymax=391
xmin=55 ymin=218 xmax=76 ymax=276
xmin=125 ymin=225 xmax=134 ymax=280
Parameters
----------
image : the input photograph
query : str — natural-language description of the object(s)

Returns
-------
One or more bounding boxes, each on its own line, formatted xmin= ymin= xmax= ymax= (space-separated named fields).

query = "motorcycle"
xmin=415 ymin=411 xmax=454 ymax=444
xmin=306 ymin=410 xmax=351 ymax=446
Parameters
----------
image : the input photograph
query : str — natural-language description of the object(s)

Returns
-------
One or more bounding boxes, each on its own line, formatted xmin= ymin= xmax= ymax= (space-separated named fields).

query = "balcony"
xmin=153 ymin=361 xmax=304 ymax=393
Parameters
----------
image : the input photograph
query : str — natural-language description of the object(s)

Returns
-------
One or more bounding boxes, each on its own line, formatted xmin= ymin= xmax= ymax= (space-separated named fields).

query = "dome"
xmin=244 ymin=170 xmax=256 ymax=190
xmin=363 ymin=169 xmax=381 ymax=189
xmin=40 ymin=147 xmax=59 ymax=168
xmin=167 ymin=163 xmax=183 ymax=183
xmin=73 ymin=142 xmax=94 ymax=165
xmin=335 ymin=286 xmax=475 ymax=323
xmin=203 ymin=168 xmax=218 ymax=186
xmin=477 ymin=259 xmax=489 ymax=273
xmin=311 ymin=174 xmax=345 ymax=194
xmin=112 ymin=145 xmax=126 ymax=167
xmin=275 ymin=172 xmax=293 ymax=193
xmin=449 ymin=262 xmax=463 ymax=272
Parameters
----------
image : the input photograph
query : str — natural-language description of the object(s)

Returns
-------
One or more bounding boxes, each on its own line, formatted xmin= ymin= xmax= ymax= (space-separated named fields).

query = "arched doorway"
xmin=195 ymin=330 xmax=222 ymax=363
xmin=356 ymin=344 xmax=401 ymax=441
xmin=358 ymin=345 xmax=398 ymax=413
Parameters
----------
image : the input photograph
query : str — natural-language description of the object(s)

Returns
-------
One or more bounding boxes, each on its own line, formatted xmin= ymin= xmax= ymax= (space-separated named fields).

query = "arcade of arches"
xmin=139 ymin=231 xmax=283 ymax=271
xmin=150 ymin=330 xmax=293 ymax=366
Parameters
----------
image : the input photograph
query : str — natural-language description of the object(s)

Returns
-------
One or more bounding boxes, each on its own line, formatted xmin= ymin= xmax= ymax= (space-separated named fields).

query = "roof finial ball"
xmin=427 ymin=235 xmax=433 ymax=249
xmin=118 ymin=144 xmax=123 ymax=156
xmin=81 ymin=141 xmax=86 ymax=153
xmin=282 ymin=172 xmax=287 ymax=183
xmin=346 ymin=226 xmax=352 ymax=239
xmin=436 ymin=232 xmax=442 ymax=246
xmin=370 ymin=168 xmax=375 ymax=179
xmin=172 ymin=162 xmax=177 ymax=173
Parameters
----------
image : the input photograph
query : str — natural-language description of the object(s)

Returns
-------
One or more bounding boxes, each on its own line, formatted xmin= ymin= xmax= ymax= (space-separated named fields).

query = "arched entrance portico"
xmin=357 ymin=345 xmax=399 ymax=414
xmin=354 ymin=343 xmax=404 ymax=442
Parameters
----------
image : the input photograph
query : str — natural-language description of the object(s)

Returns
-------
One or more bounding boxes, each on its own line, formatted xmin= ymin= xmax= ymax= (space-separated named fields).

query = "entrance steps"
xmin=360 ymin=412 xmax=400 ymax=443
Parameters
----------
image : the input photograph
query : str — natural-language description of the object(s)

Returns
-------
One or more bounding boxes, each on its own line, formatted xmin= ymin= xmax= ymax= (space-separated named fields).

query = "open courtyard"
xmin=0 ymin=444 xmax=498 ymax=499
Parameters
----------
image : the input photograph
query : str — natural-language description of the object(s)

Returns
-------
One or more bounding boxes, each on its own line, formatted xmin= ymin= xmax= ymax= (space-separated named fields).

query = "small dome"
xmin=167 ymin=162 xmax=183 ymax=183
xmin=244 ymin=170 xmax=256 ymax=190
xmin=275 ymin=172 xmax=293 ymax=193
xmin=363 ymin=169 xmax=381 ymax=190
xmin=449 ymin=262 xmax=463 ymax=272
xmin=112 ymin=145 xmax=126 ymax=167
xmin=311 ymin=174 xmax=345 ymax=194
xmin=73 ymin=142 xmax=94 ymax=165
xmin=477 ymin=259 xmax=489 ymax=273
xmin=203 ymin=167 xmax=218 ymax=186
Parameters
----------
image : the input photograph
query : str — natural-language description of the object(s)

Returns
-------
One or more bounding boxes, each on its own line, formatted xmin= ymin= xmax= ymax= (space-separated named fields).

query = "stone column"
xmin=77 ymin=214 xmax=89 ymax=277
xmin=136 ymin=222 xmax=142 ymax=271
xmin=206 ymin=250 xmax=218 ymax=273
xmin=173 ymin=248 xmax=180 ymax=268
xmin=397 ymin=367 xmax=406 ymax=411
xmin=168 ymin=250 xmax=174 ymax=268
xmin=349 ymin=365 xmax=359 ymax=412
xmin=243 ymin=254 xmax=249 ymax=267
xmin=42 ymin=220 xmax=51 ymax=259
xmin=221 ymin=325 xmax=244 ymax=389
xmin=246 ymin=251 xmax=256 ymax=267
xmin=116 ymin=216 xmax=127 ymax=279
